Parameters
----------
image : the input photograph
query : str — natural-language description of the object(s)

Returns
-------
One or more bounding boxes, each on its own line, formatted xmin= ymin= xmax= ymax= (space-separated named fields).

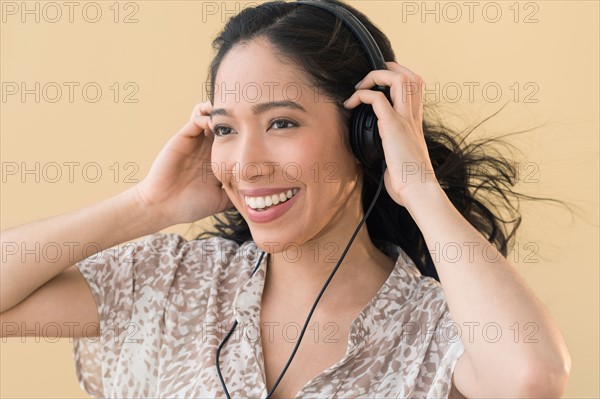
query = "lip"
xmin=242 ymin=188 xmax=301 ymax=223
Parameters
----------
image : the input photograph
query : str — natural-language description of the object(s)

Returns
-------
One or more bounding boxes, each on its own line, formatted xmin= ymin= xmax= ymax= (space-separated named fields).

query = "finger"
xmin=355 ymin=69 xmax=395 ymax=91
xmin=182 ymin=104 xmax=213 ymax=138
xmin=174 ymin=119 xmax=202 ymax=139
xmin=343 ymin=90 xmax=397 ymax=135
xmin=199 ymin=101 xmax=213 ymax=115
xmin=385 ymin=62 xmax=424 ymax=121
xmin=189 ymin=101 xmax=213 ymax=119
xmin=177 ymin=118 xmax=211 ymax=139
xmin=385 ymin=61 xmax=423 ymax=82
xmin=198 ymin=101 xmax=215 ymax=136
xmin=355 ymin=69 xmax=412 ymax=117
xmin=193 ymin=114 xmax=214 ymax=137
xmin=190 ymin=103 xmax=202 ymax=120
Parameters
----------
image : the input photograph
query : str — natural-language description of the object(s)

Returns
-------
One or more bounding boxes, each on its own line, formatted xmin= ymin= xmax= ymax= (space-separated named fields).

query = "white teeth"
xmin=245 ymin=188 xmax=299 ymax=210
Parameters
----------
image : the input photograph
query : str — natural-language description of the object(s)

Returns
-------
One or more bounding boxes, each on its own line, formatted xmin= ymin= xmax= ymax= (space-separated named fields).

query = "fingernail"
xmin=354 ymin=80 xmax=362 ymax=89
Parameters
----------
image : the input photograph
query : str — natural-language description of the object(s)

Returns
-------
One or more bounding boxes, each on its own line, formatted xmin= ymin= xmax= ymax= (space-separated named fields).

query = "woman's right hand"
xmin=132 ymin=101 xmax=233 ymax=227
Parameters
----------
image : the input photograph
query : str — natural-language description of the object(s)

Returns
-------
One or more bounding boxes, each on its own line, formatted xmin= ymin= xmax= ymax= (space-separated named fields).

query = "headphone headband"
xmin=293 ymin=0 xmax=387 ymax=71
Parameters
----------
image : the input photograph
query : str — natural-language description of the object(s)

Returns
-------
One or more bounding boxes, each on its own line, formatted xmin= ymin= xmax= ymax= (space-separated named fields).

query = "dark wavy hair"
xmin=195 ymin=0 xmax=568 ymax=282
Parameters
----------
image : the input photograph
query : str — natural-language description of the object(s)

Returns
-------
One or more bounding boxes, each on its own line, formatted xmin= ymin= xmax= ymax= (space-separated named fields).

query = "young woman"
xmin=0 ymin=0 xmax=571 ymax=398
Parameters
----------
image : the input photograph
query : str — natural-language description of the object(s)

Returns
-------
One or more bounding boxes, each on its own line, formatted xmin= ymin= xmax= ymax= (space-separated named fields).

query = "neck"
xmin=264 ymin=203 xmax=395 ymax=309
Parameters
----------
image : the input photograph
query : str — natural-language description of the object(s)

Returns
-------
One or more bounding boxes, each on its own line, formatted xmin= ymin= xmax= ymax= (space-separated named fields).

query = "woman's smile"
xmin=237 ymin=186 xmax=301 ymax=223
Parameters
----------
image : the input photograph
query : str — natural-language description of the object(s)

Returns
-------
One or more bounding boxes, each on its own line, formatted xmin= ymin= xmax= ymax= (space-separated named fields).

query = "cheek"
xmin=285 ymin=131 xmax=356 ymax=185
xmin=296 ymin=154 xmax=358 ymax=195
xmin=210 ymin=144 xmax=228 ymax=183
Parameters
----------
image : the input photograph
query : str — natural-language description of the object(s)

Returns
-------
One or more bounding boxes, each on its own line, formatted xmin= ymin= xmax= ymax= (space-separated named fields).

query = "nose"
xmin=230 ymin=128 xmax=275 ymax=184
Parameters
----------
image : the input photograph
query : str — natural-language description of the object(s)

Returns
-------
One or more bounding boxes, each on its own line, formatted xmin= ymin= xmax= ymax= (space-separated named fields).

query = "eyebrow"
xmin=210 ymin=100 xmax=307 ymax=118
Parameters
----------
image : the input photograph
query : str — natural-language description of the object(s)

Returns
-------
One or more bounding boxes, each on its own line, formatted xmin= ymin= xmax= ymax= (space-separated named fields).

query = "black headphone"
xmin=216 ymin=1 xmax=390 ymax=397
xmin=297 ymin=0 xmax=392 ymax=172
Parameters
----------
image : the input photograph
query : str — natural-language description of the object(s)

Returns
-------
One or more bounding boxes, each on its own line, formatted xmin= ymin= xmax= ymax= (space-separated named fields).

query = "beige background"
xmin=1 ymin=0 xmax=598 ymax=397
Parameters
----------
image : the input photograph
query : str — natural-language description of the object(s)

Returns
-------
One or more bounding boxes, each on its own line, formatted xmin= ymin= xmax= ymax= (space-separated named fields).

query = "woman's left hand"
xmin=343 ymin=61 xmax=440 ymax=208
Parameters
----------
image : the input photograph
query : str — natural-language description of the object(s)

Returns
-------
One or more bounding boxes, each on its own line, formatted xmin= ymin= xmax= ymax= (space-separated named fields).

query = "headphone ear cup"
xmin=350 ymin=103 xmax=385 ymax=170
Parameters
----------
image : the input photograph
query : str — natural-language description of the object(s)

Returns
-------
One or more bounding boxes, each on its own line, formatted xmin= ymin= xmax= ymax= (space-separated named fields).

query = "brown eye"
xmin=270 ymin=119 xmax=297 ymax=130
xmin=212 ymin=125 xmax=235 ymax=137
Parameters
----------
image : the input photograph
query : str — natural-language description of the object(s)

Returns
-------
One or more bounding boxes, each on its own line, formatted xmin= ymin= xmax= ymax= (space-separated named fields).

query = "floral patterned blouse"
xmin=72 ymin=232 xmax=464 ymax=398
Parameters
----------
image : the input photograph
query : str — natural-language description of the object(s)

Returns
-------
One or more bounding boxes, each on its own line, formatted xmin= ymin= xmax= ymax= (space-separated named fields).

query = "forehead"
xmin=213 ymin=39 xmax=315 ymax=107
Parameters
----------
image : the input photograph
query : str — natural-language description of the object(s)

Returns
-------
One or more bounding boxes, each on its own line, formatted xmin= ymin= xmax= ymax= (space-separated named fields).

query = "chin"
xmin=249 ymin=230 xmax=292 ymax=253
xmin=246 ymin=226 xmax=310 ymax=255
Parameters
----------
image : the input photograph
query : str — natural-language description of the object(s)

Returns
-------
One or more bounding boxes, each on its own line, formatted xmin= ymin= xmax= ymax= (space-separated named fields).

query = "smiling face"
xmin=210 ymin=38 xmax=363 ymax=252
